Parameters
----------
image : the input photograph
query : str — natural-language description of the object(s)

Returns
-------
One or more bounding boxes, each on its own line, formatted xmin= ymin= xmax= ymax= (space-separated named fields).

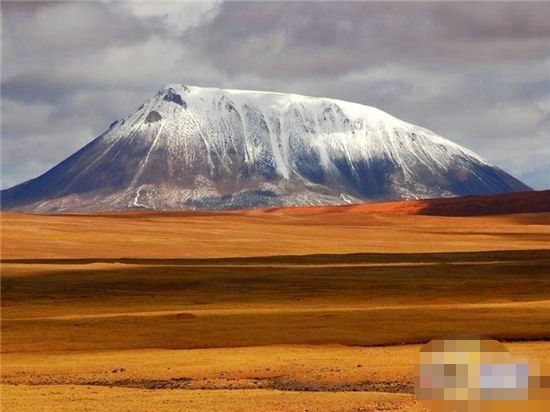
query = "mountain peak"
xmin=1 ymin=85 xmax=530 ymax=212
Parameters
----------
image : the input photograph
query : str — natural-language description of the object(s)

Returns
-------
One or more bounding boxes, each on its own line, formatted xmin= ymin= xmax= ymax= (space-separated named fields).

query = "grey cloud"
xmin=187 ymin=2 xmax=550 ymax=77
xmin=2 ymin=1 xmax=162 ymax=54
xmin=1 ymin=1 xmax=168 ymax=103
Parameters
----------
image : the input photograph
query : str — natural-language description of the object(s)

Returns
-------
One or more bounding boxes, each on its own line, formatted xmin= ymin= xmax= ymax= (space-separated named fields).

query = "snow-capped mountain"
xmin=1 ymin=84 xmax=530 ymax=212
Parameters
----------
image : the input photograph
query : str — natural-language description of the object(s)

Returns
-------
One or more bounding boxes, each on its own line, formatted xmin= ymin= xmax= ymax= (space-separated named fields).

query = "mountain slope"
xmin=1 ymin=84 xmax=530 ymax=212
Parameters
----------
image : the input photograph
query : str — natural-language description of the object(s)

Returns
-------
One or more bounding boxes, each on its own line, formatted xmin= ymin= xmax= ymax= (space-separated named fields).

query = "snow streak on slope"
xmin=1 ymin=84 xmax=530 ymax=212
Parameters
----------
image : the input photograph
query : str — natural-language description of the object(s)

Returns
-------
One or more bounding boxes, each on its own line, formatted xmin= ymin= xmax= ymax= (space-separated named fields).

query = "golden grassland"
xmin=1 ymin=209 xmax=549 ymax=411
xmin=2 ymin=210 xmax=550 ymax=259
xmin=2 ymin=343 xmax=549 ymax=411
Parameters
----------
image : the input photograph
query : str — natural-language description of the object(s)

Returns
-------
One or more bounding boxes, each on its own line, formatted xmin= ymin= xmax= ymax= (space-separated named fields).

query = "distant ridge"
xmin=261 ymin=190 xmax=550 ymax=217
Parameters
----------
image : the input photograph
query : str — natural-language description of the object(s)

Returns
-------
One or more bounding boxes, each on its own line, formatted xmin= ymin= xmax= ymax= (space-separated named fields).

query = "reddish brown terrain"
xmin=262 ymin=189 xmax=550 ymax=216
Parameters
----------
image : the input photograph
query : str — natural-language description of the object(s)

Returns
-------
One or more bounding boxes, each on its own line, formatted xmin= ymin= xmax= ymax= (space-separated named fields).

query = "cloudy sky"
xmin=2 ymin=1 xmax=549 ymax=190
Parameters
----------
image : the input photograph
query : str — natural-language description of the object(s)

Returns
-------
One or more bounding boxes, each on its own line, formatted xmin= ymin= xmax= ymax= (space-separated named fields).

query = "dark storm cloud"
xmin=1 ymin=1 xmax=549 ymax=190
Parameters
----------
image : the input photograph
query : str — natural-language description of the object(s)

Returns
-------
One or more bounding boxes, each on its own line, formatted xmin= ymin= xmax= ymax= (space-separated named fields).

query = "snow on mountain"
xmin=1 ymin=84 xmax=530 ymax=212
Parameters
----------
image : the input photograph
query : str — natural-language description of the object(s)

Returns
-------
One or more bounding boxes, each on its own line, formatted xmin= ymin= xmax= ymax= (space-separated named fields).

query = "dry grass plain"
xmin=1 ymin=202 xmax=550 ymax=411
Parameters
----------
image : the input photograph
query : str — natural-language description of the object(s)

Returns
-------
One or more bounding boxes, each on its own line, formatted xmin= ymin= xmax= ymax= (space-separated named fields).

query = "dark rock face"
xmin=163 ymin=89 xmax=186 ymax=108
xmin=145 ymin=111 xmax=162 ymax=123
xmin=0 ymin=84 xmax=531 ymax=212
